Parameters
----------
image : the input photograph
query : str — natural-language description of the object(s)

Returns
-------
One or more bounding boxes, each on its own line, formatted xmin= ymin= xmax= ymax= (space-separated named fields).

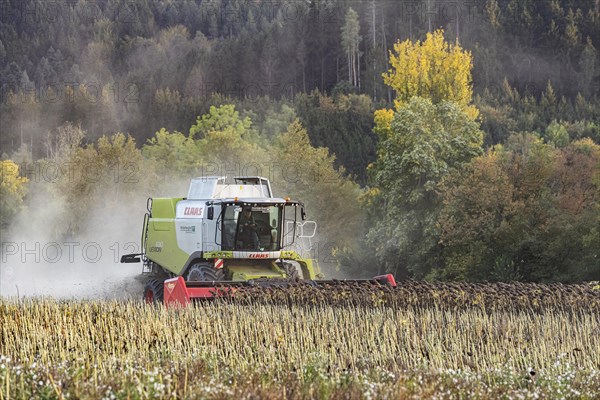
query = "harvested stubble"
xmin=1 ymin=281 xmax=599 ymax=399
xmin=232 ymin=280 xmax=600 ymax=312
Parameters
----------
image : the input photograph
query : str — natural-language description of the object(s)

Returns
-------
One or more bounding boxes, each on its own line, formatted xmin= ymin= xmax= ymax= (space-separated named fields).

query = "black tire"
xmin=143 ymin=278 xmax=164 ymax=304
xmin=186 ymin=262 xmax=225 ymax=282
xmin=282 ymin=262 xmax=301 ymax=280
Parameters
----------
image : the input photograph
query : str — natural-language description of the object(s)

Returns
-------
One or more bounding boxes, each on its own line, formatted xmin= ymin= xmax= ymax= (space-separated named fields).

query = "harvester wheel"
xmin=144 ymin=279 xmax=164 ymax=304
xmin=282 ymin=262 xmax=300 ymax=280
xmin=187 ymin=263 xmax=224 ymax=282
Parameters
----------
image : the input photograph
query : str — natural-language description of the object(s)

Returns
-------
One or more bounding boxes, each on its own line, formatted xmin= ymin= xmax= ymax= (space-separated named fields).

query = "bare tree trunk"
xmin=373 ymin=56 xmax=377 ymax=100
xmin=382 ymin=11 xmax=387 ymax=52
xmin=351 ymin=52 xmax=355 ymax=86
xmin=357 ymin=39 xmax=361 ymax=89
xmin=355 ymin=52 xmax=358 ymax=87
xmin=372 ymin=0 xmax=377 ymax=98
xmin=350 ymin=53 xmax=353 ymax=86
xmin=456 ymin=12 xmax=460 ymax=44
xmin=427 ymin=0 xmax=432 ymax=32
xmin=381 ymin=11 xmax=392 ymax=104
xmin=302 ymin=62 xmax=306 ymax=92
xmin=321 ymin=58 xmax=325 ymax=91
xmin=372 ymin=0 xmax=376 ymax=48
xmin=348 ymin=50 xmax=352 ymax=83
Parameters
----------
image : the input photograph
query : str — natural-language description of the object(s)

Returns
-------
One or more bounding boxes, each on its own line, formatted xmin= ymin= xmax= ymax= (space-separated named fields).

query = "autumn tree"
xmin=382 ymin=29 xmax=477 ymax=119
xmin=438 ymin=134 xmax=600 ymax=282
xmin=368 ymin=28 xmax=483 ymax=279
xmin=59 ymin=132 xmax=155 ymax=236
xmin=271 ymin=120 xmax=369 ymax=277
xmin=28 ymin=123 xmax=156 ymax=238
xmin=0 ymin=160 xmax=28 ymax=230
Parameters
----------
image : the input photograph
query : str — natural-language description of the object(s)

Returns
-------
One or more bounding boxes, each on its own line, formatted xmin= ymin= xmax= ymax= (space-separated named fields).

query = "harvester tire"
xmin=144 ymin=279 xmax=164 ymax=304
xmin=283 ymin=262 xmax=300 ymax=280
xmin=187 ymin=263 xmax=224 ymax=282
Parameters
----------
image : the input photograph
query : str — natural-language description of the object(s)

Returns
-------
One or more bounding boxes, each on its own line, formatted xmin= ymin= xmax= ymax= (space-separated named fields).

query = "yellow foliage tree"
xmin=0 ymin=160 xmax=28 ymax=228
xmin=373 ymin=109 xmax=394 ymax=140
xmin=383 ymin=29 xmax=478 ymax=119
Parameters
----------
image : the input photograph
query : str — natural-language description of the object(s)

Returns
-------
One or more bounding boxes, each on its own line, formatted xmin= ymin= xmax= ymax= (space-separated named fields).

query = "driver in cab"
xmin=239 ymin=207 xmax=260 ymax=250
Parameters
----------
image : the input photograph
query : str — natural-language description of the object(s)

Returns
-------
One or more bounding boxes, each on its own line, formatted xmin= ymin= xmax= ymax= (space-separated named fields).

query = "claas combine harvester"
xmin=121 ymin=176 xmax=396 ymax=306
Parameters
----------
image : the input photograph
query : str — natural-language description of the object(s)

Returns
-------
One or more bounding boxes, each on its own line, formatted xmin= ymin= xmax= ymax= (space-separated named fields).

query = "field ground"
xmin=1 ymin=281 xmax=599 ymax=399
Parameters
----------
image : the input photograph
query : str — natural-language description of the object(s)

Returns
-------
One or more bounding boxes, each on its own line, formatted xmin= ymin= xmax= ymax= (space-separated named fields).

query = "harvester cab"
xmin=121 ymin=176 xmax=395 ymax=305
xmin=203 ymin=177 xmax=306 ymax=253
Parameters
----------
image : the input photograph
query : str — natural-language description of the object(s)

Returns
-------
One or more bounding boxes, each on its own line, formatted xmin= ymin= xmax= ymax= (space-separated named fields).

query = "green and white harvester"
xmin=121 ymin=176 xmax=395 ymax=305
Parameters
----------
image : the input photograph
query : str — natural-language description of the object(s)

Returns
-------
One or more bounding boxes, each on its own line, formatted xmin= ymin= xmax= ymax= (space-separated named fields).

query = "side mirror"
xmin=301 ymin=207 xmax=306 ymax=221
xmin=207 ymin=206 xmax=214 ymax=220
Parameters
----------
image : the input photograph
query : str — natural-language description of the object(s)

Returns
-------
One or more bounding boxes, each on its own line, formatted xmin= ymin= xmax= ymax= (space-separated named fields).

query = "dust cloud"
xmin=0 ymin=178 xmax=164 ymax=300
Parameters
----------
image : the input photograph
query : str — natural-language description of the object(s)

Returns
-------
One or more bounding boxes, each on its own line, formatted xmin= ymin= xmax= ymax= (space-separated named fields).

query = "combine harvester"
xmin=121 ymin=176 xmax=396 ymax=306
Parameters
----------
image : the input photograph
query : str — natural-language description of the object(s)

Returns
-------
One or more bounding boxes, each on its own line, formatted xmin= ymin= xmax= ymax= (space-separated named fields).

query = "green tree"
xmin=485 ymin=0 xmax=501 ymax=28
xmin=580 ymin=37 xmax=597 ymax=97
xmin=145 ymin=104 xmax=266 ymax=175
xmin=262 ymin=104 xmax=297 ymax=139
xmin=295 ymin=91 xmax=376 ymax=184
xmin=368 ymin=97 xmax=484 ymax=278
xmin=142 ymin=128 xmax=197 ymax=173
xmin=564 ymin=8 xmax=581 ymax=47
xmin=194 ymin=123 xmax=267 ymax=168
xmin=540 ymin=81 xmax=557 ymax=123
xmin=189 ymin=104 xmax=253 ymax=140
xmin=544 ymin=120 xmax=569 ymax=148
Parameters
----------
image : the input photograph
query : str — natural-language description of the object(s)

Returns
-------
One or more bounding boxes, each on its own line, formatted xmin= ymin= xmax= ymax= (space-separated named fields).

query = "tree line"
xmin=2 ymin=0 xmax=599 ymax=164
xmin=1 ymin=0 xmax=599 ymax=281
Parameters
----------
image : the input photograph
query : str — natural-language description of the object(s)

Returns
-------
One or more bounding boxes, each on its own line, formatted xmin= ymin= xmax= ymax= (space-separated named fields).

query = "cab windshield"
xmin=221 ymin=205 xmax=282 ymax=251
